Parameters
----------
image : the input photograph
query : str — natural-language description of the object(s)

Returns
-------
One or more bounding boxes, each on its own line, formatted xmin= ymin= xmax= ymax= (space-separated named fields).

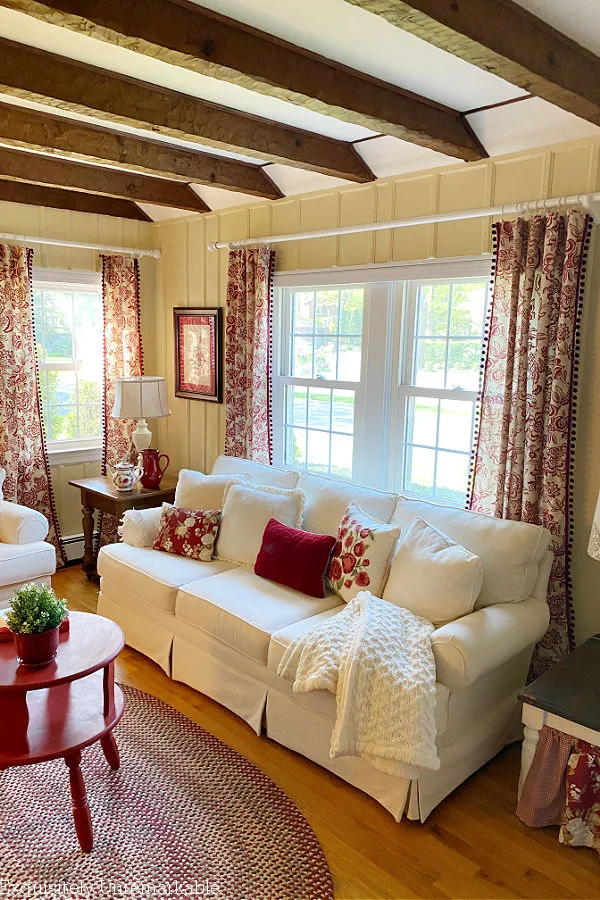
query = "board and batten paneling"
xmin=0 ymin=200 xmax=156 ymax=538
xmin=147 ymin=136 xmax=600 ymax=642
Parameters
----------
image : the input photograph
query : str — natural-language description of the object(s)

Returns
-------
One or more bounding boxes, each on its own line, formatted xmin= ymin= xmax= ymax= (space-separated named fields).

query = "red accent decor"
xmin=468 ymin=211 xmax=592 ymax=676
xmin=561 ymin=739 xmax=600 ymax=853
xmin=0 ymin=612 xmax=70 ymax=644
xmin=224 ymin=247 xmax=275 ymax=464
xmin=0 ymin=611 xmax=125 ymax=853
xmin=14 ymin=626 xmax=60 ymax=666
xmin=140 ymin=449 xmax=170 ymax=489
xmin=153 ymin=505 xmax=220 ymax=561
xmin=100 ymin=254 xmax=144 ymax=545
xmin=254 ymin=518 xmax=336 ymax=599
xmin=177 ymin=314 xmax=216 ymax=394
xmin=0 ymin=243 xmax=67 ymax=565
xmin=328 ymin=507 xmax=374 ymax=595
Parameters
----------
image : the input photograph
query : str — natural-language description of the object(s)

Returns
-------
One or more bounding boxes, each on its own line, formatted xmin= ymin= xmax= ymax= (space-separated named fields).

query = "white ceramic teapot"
xmin=108 ymin=458 xmax=143 ymax=492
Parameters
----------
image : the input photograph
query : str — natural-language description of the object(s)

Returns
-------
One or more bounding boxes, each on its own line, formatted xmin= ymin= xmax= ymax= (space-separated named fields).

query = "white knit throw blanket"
xmin=277 ymin=592 xmax=440 ymax=779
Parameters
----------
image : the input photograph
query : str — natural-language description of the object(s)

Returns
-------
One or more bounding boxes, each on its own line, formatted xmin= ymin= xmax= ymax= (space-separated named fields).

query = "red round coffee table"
xmin=0 ymin=611 xmax=125 ymax=853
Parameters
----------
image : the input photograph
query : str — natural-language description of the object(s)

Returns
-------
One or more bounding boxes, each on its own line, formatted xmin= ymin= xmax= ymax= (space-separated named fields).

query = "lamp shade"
xmin=589 ymin=491 xmax=600 ymax=562
xmin=111 ymin=376 xmax=171 ymax=419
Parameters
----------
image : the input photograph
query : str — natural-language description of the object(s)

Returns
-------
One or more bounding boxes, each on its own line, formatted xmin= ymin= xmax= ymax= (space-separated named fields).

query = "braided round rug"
xmin=0 ymin=685 xmax=334 ymax=900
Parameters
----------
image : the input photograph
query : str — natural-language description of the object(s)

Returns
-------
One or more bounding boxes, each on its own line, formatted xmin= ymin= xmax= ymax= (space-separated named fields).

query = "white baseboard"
xmin=61 ymin=533 xmax=98 ymax=563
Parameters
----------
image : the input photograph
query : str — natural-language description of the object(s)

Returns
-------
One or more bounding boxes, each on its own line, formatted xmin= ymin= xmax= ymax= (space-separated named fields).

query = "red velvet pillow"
xmin=153 ymin=504 xmax=220 ymax=561
xmin=254 ymin=518 xmax=336 ymax=598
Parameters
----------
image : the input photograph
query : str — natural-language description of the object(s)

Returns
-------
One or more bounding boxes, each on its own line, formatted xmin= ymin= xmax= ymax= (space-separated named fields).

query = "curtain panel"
xmin=100 ymin=254 xmax=143 ymax=544
xmin=224 ymin=248 xmax=275 ymax=465
xmin=0 ymin=243 xmax=66 ymax=564
xmin=468 ymin=211 xmax=592 ymax=675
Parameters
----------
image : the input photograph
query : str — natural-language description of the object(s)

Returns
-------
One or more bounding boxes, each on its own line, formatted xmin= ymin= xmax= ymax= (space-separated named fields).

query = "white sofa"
xmin=0 ymin=502 xmax=56 ymax=603
xmin=97 ymin=456 xmax=552 ymax=822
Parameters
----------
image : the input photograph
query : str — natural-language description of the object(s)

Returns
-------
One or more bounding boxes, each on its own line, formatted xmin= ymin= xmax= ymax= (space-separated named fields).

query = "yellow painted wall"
xmin=147 ymin=136 xmax=600 ymax=642
xmin=0 ymin=201 xmax=156 ymax=537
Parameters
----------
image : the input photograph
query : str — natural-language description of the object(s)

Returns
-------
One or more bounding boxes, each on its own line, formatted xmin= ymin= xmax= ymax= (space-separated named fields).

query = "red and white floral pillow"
xmin=327 ymin=503 xmax=400 ymax=603
xmin=153 ymin=503 xmax=221 ymax=562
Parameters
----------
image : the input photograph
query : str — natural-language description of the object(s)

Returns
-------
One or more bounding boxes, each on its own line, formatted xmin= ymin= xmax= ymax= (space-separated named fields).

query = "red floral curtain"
xmin=99 ymin=254 xmax=143 ymax=544
xmin=0 ymin=243 xmax=66 ymax=564
xmin=224 ymin=248 xmax=275 ymax=464
xmin=468 ymin=211 xmax=592 ymax=675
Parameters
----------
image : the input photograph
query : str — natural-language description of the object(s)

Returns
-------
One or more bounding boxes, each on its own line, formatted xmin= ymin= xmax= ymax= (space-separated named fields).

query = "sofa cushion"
xmin=297 ymin=472 xmax=398 ymax=536
xmin=97 ymin=543 xmax=236 ymax=614
xmin=175 ymin=567 xmax=343 ymax=664
xmin=211 ymin=455 xmax=299 ymax=489
xmin=391 ymin=496 xmax=550 ymax=607
xmin=0 ymin=541 xmax=56 ymax=588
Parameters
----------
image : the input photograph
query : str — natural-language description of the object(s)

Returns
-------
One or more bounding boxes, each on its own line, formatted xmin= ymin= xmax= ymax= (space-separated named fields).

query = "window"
xmin=32 ymin=270 xmax=103 ymax=451
xmin=274 ymin=261 xmax=490 ymax=507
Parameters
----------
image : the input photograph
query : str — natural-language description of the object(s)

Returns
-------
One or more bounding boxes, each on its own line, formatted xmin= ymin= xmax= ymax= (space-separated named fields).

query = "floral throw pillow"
xmin=153 ymin=503 xmax=221 ymax=562
xmin=328 ymin=503 xmax=401 ymax=603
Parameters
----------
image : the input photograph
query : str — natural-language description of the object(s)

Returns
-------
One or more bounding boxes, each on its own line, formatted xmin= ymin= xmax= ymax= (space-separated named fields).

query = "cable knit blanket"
xmin=277 ymin=592 xmax=440 ymax=779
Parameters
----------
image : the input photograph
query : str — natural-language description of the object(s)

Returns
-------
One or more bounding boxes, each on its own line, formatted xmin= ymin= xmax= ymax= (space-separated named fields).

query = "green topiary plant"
xmin=6 ymin=583 xmax=67 ymax=634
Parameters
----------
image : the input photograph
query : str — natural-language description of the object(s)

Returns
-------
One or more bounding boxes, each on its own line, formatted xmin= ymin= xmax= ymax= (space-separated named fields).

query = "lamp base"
xmin=132 ymin=419 xmax=152 ymax=467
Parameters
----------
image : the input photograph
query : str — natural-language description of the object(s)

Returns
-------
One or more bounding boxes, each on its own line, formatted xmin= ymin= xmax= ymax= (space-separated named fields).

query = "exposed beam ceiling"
xmin=0 ymin=102 xmax=282 ymax=199
xmin=344 ymin=0 xmax=600 ymax=125
xmin=0 ymin=0 xmax=486 ymax=163
xmin=0 ymin=144 xmax=210 ymax=211
xmin=0 ymin=179 xmax=151 ymax=218
xmin=0 ymin=39 xmax=374 ymax=183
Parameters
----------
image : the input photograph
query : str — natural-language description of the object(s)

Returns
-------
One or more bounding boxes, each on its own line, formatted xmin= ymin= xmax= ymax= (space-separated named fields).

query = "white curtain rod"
xmin=207 ymin=192 xmax=600 ymax=252
xmin=0 ymin=232 xmax=161 ymax=259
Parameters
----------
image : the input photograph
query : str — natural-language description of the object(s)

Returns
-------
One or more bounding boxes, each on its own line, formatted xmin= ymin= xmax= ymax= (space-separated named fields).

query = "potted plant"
xmin=6 ymin=583 xmax=67 ymax=666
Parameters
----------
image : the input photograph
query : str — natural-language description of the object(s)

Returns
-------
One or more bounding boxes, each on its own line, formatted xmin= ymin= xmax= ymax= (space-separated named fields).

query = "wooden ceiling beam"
xmin=0 ymin=179 xmax=151 ymax=219
xmin=0 ymin=145 xmax=210 ymax=211
xmin=0 ymin=102 xmax=282 ymax=199
xmin=0 ymin=0 xmax=486 ymax=162
xmin=0 ymin=39 xmax=374 ymax=182
xmin=345 ymin=0 xmax=600 ymax=125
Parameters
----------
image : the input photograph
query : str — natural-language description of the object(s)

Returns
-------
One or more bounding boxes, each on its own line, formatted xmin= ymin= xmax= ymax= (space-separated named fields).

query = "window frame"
xmin=32 ymin=268 xmax=103 ymax=464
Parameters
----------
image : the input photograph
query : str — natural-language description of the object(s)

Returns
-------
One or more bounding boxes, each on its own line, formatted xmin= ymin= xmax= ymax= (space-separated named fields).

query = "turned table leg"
xmin=100 ymin=732 xmax=120 ymax=770
xmin=81 ymin=505 xmax=97 ymax=581
xmin=65 ymin=750 xmax=93 ymax=853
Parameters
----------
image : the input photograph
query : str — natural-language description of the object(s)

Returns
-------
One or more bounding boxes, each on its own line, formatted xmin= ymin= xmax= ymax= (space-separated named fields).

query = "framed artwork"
xmin=173 ymin=307 xmax=222 ymax=402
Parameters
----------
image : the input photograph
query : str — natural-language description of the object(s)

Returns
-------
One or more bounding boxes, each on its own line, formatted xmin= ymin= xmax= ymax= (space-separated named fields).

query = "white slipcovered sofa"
xmin=97 ymin=456 xmax=552 ymax=822
xmin=0 ymin=472 xmax=56 ymax=602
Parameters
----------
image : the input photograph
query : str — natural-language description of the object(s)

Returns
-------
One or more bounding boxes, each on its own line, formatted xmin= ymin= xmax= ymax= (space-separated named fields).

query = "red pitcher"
xmin=140 ymin=449 xmax=170 ymax=489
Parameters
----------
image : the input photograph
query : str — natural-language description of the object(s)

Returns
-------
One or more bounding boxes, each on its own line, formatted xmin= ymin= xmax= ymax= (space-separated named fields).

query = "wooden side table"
xmin=69 ymin=474 xmax=177 ymax=581
xmin=518 ymin=634 xmax=600 ymax=797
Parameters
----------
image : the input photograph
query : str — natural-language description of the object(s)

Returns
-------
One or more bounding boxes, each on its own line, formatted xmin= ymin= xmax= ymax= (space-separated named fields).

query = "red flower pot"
xmin=14 ymin=626 xmax=60 ymax=666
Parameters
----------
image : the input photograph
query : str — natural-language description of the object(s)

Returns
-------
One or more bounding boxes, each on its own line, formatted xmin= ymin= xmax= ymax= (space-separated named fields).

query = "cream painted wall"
xmin=147 ymin=137 xmax=600 ymax=640
xmin=0 ymin=200 xmax=156 ymax=538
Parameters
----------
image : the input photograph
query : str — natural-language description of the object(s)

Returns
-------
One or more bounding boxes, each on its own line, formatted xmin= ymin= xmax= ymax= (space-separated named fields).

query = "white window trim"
xmin=34 ymin=268 xmax=104 ymax=466
xmin=273 ymin=257 xmax=491 ymax=504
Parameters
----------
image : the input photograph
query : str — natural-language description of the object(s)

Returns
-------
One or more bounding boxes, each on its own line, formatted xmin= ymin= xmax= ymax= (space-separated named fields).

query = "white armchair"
xmin=0 ymin=475 xmax=56 ymax=603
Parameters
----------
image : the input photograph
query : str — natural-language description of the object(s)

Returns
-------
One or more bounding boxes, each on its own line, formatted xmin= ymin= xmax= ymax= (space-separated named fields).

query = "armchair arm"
xmin=0 ymin=502 xmax=50 ymax=545
xmin=432 ymin=597 xmax=550 ymax=690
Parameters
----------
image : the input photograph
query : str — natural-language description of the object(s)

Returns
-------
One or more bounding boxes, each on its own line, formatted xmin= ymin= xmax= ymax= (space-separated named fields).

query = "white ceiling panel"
xmin=0 ymin=8 xmax=373 ymax=142
xmin=355 ymin=135 xmax=458 ymax=178
xmin=135 ymin=203 xmax=189 ymax=222
xmin=191 ymin=0 xmax=526 ymax=111
xmin=262 ymin=165 xmax=352 ymax=196
xmin=512 ymin=0 xmax=600 ymax=56
xmin=191 ymin=185 xmax=268 ymax=210
xmin=467 ymin=97 xmax=600 ymax=158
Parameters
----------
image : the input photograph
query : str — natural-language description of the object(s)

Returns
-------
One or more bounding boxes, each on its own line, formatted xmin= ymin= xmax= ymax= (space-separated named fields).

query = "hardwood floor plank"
xmin=52 ymin=567 xmax=600 ymax=900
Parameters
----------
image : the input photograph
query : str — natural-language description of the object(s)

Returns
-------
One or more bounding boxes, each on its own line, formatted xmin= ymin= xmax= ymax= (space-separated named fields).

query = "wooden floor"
xmin=53 ymin=567 xmax=600 ymax=900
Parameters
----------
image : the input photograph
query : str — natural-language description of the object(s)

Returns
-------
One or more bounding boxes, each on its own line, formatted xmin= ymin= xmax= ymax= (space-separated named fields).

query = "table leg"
xmin=100 ymin=732 xmax=120 ymax=770
xmin=0 ymin=691 xmax=29 ymax=755
xmin=82 ymin=505 xmax=97 ymax=581
xmin=65 ymin=750 xmax=93 ymax=853
xmin=103 ymin=660 xmax=115 ymax=718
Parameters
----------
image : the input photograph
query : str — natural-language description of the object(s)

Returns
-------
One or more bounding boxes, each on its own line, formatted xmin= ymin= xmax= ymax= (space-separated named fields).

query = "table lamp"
xmin=111 ymin=376 xmax=171 ymax=463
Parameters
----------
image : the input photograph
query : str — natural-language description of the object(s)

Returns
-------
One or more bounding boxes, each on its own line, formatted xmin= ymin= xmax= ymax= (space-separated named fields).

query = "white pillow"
xmin=217 ymin=483 xmax=306 ymax=566
xmin=383 ymin=516 xmax=483 ymax=626
xmin=118 ymin=507 xmax=164 ymax=548
xmin=328 ymin=503 xmax=400 ymax=603
xmin=211 ymin=454 xmax=299 ymax=489
xmin=174 ymin=470 xmax=251 ymax=510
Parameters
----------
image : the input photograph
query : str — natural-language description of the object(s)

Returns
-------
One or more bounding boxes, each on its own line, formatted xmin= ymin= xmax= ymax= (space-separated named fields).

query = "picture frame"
xmin=173 ymin=307 xmax=222 ymax=402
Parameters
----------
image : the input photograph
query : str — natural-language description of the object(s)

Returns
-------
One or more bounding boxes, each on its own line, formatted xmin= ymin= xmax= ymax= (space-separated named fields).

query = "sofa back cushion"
xmin=391 ymin=496 xmax=550 ymax=607
xmin=211 ymin=455 xmax=299 ymax=489
xmin=217 ymin=483 xmax=306 ymax=566
xmin=175 ymin=469 xmax=251 ymax=509
xmin=297 ymin=472 xmax=398 ymax=536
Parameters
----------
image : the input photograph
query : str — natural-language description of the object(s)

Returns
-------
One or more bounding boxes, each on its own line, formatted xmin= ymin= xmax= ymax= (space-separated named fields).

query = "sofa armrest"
xmin=432 ymin=597 xmax=550 ymax=690
xmin=0 ymin=502 xmax=50 ymax=545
